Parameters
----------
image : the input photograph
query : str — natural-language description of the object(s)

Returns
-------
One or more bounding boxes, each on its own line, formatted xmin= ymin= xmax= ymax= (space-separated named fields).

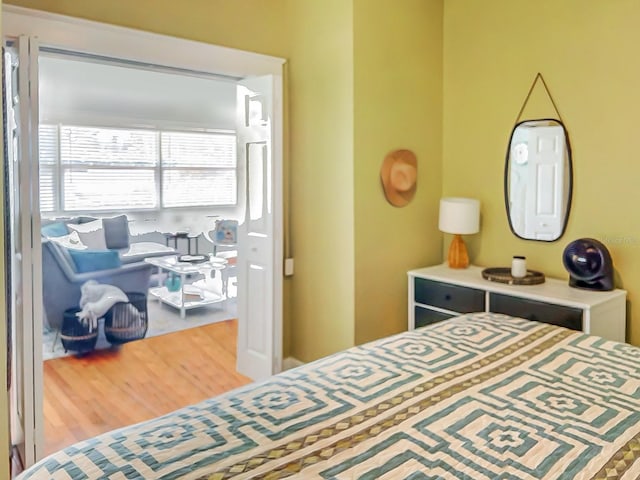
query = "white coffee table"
xmin=145 ymin=255 xmax=228 ymax=319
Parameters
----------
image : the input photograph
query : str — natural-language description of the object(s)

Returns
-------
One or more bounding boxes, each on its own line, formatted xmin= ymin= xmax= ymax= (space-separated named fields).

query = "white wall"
xmin=39 ymin=54 xmax=237 ymax=130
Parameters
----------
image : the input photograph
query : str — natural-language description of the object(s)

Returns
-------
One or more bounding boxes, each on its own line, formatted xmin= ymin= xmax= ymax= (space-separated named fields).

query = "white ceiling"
xmin=38 ymin=54 xmax=237 ymax=131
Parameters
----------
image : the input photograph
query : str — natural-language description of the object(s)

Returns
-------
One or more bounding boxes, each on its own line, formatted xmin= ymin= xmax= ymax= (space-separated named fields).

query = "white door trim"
xmin=2 ymin=5 xmax=285 ymax=76
xmin=3 ymin=4 xmax=285 ymax=465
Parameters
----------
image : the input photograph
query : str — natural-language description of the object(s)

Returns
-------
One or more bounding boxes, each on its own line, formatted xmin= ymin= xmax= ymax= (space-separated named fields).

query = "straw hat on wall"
xmin=380 ymin=149 xmax=417 ymax=207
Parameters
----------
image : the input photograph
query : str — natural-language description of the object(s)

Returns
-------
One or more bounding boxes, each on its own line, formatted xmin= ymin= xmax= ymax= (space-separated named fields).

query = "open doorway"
xmin=34 ymin=51 xmax=251 ymax=455
xmin=3 ymin=5 xmax=284 ymax=469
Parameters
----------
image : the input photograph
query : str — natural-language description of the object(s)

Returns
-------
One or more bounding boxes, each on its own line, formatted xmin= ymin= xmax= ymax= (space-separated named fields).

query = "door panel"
xmin=246 ymin=265 xmax=267 ymax=354
xmin=3 ymin=35 xmax=44 ymax=467
xmin=526 ymin=125 xmax=564 ymax=240
xmin=248 ymin=143 xmax=267 ymax=224
xmin=4 ymin=44 xmax=24 ymax=469
xmin=236 ymin=75 xmax=282 ymax=381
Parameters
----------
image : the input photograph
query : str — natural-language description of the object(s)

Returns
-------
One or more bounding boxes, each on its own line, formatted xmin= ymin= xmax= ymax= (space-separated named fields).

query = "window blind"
xmin=38 ymin=124 xmax=58 ymax=212
xmin=60 ymin=126 xmax=158 ymax=166
xmin=59 ymin=126 xmax=158 ymax=211
xmin=161 ymin=131 xmax=235 ymax=168
xmin=63 ymin=169 xmax=157 ymax=211
xmin=160 ymin=131 xmax=237 ymax=207
xmin=162 ymin=170 xmax=236 ymax=208
xmin=40 ymin=125 xmax=238 ymax=213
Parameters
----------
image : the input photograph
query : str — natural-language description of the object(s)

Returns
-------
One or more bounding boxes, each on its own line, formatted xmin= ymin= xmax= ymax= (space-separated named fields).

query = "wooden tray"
xmin=481 ymin=267 xmax=545 ymax=285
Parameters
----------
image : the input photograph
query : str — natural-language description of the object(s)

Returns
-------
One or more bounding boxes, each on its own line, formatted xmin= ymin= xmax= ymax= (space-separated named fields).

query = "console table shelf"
xmin=148 ymin=286 xmax=224 ymax=312
xmin=408 ymin=264 xmax=627 ymax=343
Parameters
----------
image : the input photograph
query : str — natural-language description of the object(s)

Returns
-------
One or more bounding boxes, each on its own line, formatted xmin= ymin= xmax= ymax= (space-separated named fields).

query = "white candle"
xmin=511 ymin=256 xmax=527 ymax=278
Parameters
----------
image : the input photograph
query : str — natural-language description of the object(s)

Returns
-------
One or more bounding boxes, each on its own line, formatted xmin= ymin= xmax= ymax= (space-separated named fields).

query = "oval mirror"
xmin=504 ymin=119 xmax=572 ymax=241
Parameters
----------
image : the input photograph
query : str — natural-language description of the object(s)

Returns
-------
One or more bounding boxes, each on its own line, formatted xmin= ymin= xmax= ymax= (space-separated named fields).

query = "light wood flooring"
xmin=43 ymin=319 xmax=251 ymax=456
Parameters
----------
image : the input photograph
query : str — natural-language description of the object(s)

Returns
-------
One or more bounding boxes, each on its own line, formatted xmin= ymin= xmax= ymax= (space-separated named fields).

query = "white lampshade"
xmin=439 ymin=197 xmax=480 ymax=235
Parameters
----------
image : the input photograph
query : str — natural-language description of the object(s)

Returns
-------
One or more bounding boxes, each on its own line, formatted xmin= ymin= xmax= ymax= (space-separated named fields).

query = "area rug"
xmin=42 ymin=297 xmax=237 ymax=361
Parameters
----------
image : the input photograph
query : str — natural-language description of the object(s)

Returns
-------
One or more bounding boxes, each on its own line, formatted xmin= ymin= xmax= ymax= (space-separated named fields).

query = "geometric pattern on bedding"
xmin=17 ymin=313 xmax=640 ymax=480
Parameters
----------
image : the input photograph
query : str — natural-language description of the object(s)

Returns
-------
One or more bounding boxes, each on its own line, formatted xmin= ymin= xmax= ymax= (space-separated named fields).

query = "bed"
xmin=19 ymin=313 xmax=640 ymax=479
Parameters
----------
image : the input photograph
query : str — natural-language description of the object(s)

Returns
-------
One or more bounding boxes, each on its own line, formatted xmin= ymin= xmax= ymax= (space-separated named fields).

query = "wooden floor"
xmin=43 ymin=319 xmax=251 ymax=456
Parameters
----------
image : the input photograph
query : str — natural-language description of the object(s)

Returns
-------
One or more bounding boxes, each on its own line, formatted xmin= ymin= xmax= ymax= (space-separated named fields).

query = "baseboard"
xmin=282 ymin=356 xmax=304 ymax=371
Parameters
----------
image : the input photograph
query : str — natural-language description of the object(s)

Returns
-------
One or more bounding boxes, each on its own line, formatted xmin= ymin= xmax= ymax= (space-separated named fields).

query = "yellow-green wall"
xmin=353 ymin=0 xmax=443 ymax=344
xmin=443 ymin=0 xmax=640 ymax=344
xmin=287 ymin=0 xmax=356 ymax=360
xmin=287 ymin=0 xmax=444 ymax=358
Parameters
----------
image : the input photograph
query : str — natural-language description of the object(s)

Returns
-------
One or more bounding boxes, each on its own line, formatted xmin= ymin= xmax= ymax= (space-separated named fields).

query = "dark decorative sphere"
xmin=563 ymin=242 xmax=604 ymax=281
xmin=562 ymin=238 xmax=613 ymax=291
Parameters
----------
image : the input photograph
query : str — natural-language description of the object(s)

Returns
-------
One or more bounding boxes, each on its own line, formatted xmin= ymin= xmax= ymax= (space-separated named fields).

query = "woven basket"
xmin=61 ymin=307 xmax=98 ymax=353
xmin=104 ymin=292 xmax=148 ymax=344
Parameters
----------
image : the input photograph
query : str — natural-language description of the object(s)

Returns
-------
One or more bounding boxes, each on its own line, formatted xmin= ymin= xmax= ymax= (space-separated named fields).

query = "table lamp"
xmin=439 ymin=197 xmax=480 ymax=269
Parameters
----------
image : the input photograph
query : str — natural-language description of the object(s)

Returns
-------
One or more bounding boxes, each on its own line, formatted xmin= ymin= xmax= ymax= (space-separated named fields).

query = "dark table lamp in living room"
xmin=439 ymin=197 xmax=480 ymax=269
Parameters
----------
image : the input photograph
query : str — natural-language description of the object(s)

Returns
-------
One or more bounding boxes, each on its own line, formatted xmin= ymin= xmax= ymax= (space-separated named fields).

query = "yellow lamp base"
xmin=447 ymin=234 xmax=469 ymax=269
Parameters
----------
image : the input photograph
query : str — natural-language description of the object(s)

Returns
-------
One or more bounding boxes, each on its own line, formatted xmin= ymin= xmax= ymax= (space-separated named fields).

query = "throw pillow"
xmin=102 ymin=215 xmax=130 ymax=250
xmin=49 ymin=231 xmax=87 ymax=250
xmin=68 ymin=249 xmax=122 ymax=273
xmin=213 ymin=219 xmax=238 ymax=245
xmin=41 ymin=222 xmax=69 ymax=238
xmin=67 ymin=219 xmax=107 ymax=250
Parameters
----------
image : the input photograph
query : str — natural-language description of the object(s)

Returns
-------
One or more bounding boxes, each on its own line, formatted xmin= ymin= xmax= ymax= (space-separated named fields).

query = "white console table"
xmin=146 ymin=255 xmax=227 ymax=319
xmin=408 ymin=264 xmax=627 ymax=343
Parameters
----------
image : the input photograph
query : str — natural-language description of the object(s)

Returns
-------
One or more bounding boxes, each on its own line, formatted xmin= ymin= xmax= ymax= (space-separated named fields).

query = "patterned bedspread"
xmin=20 ymin=313 xmax=640 ymax=479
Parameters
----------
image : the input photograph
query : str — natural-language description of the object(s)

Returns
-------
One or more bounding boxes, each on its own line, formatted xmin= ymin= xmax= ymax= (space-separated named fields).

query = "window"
xmin=39 ymin=125 xmax=58 ymax=212
xmin=60 ymin=126 xmax=158 ymax=212
xmin=39 ymin=125 xmax=237 ymax=213
xmin=161 ymin=131 xmax=236 ymax=208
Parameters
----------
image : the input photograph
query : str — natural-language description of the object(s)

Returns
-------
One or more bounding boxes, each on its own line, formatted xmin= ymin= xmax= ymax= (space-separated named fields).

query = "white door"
xmin=3 ymin=35 xmax=45 ymax=467
xmin=236 ymin=75 xmax=283 ymax=381
xmin=525 ymin=125 xmax=565 ymax=240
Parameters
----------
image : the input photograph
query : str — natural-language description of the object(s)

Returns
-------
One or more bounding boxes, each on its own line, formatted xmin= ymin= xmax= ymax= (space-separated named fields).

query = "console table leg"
xmin=180 ymin=273 xmax=186 ymax=319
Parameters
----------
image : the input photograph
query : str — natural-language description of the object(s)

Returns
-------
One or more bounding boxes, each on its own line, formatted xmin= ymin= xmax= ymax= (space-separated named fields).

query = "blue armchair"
xmin=41 ymin=215 xmax=175 ymax=330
